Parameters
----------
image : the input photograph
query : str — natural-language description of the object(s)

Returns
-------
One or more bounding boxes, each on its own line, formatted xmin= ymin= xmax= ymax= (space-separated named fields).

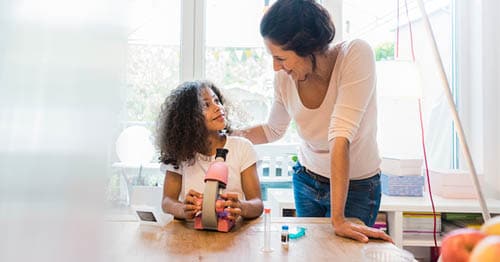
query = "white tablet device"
xmin=131 ymin=205 xmax=173 ymax=226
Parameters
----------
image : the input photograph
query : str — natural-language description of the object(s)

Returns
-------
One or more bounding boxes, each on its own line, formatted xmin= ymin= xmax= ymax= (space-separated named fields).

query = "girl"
xmin=156 ymin=81 xmax=263 ymax=221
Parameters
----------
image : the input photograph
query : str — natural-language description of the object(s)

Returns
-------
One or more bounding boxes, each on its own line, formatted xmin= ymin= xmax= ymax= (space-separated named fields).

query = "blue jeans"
xmin=292 ymin=162 xmax=381 ymax=226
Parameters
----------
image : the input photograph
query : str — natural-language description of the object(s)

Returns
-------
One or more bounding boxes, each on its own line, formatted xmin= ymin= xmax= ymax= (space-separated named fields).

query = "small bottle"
xmin=281 ymin=225 xmax=289 ymax=249
xmin=261 ymin=208 xmax=273 ymax=252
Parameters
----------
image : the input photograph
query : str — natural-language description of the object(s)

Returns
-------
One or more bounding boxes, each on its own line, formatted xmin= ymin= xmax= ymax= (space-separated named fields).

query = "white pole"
xmin=416 ymin=0 xmax=490 ymax=221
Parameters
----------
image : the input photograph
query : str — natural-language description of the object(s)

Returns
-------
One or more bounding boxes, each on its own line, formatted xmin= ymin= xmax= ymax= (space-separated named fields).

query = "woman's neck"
xmin=307 ymin=46 xmax=338 ymax=84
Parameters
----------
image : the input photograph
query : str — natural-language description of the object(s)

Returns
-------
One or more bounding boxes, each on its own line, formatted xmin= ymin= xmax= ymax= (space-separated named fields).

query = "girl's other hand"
xmin=220 ymin=192 xmax=242 ymax=221
xmin=183 ymin=189 xmax=203 ymax=219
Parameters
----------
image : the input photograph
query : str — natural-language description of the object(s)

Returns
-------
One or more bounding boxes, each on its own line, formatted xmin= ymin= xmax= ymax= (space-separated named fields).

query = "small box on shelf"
xmin=430 ymin=169 xmax=484 ymax=199
xmin=381 ymin=173 xmax=425 ymax=197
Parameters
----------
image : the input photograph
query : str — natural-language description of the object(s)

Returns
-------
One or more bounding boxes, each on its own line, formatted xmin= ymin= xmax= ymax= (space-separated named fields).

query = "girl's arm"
xmin=221 ymin=163 xmax=263 ymax=220
xmin=162 ymin=171 xmax=201 ymax=219
xmin=239 ymin=163 xmax=264 ymax=219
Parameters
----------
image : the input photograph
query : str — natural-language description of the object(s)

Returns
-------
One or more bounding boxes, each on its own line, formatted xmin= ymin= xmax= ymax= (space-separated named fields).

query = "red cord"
xmin=418 ymin=98 xmax=438 ymax=248
xmin=404 ymin=0 xmax=416 ymax=61
xmin=398 ymin=0 xmax=438 ymax=249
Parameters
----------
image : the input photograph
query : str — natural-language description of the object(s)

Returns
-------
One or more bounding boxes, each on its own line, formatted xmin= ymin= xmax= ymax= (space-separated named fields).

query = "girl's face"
xmin=264 ymin=38 xmax=311 ymax=82
xmin=201 ymin=87 xmax=226 ymax=132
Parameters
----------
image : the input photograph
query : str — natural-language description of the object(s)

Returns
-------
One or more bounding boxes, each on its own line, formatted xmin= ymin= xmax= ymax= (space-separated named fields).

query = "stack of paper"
xmin=442 ymin=213 xmax=483 ymax=232
xmin=381 ymin=156 xmax=423 ymax=176
xmin=381 ymin=156 xmax=424 ymax=197
xmin=373 ymin=212 xmax=388 ymax=233
xmin=403 ymin=212 xmax=442 ymax=236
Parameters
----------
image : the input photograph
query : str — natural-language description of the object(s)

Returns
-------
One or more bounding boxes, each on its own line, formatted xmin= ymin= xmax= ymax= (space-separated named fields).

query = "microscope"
xmin=194 ymin=148 xmax=235 ymax=232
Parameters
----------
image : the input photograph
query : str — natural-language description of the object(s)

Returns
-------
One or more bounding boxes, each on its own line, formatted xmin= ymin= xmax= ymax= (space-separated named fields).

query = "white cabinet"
xmin=267 ymin=188 xmax=500 ymax=247
xmin=382 ymin=195 xmax=500 ymax=247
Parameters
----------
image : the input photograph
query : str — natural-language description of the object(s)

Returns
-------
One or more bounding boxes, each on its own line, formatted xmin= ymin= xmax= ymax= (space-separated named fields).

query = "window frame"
xmin=181 ymin=0 xmax=205 ymax=81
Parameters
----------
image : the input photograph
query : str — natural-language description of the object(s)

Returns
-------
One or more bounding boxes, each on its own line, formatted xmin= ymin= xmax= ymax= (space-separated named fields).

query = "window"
xmin=123 ymin=0 xmax=298 ymax=150
xmin=126 ymin=0 xmax=181 ymax=129
xmin=341 ymin=0 xmax=455 ymax=169
xmin=122 ymin=0 xmax=473 ymax=173
xmin=205 ymin=0 xmax=274 ymax=128
xmin=203 ymin=0 xmax=299 ymax=142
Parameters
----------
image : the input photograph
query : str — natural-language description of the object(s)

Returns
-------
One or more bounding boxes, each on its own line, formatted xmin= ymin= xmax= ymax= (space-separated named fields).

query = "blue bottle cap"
xmin=282 ymin=225 xmax=289 ymax=230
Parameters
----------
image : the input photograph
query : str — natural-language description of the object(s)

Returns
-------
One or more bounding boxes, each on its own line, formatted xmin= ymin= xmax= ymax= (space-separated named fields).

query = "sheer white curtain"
xmin=476 ymin=0 xmax=500 ymax=197
xmin=452 ymin=0 xmax=499 ymax=197
xmin=0 ymin=1 xmax=126 ymax=261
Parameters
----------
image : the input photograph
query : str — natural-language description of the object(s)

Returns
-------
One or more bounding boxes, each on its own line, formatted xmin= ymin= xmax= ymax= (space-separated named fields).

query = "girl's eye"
xmin=204 ymin=101 xmax=210 ymax=108
xmin=214 ymin=98 xmax=221 ymax=104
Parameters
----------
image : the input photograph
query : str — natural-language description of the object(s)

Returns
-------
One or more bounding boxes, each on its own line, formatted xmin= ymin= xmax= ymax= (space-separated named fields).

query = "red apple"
xmin=469 ymin=236 xmax=500 ymax=262
xmin=440 ymin=228 xmax=487 ymax=262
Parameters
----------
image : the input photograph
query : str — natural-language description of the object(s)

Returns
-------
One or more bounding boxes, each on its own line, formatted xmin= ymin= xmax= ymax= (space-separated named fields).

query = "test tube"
xmin=261 ymin=208 xmax=273 ymax=252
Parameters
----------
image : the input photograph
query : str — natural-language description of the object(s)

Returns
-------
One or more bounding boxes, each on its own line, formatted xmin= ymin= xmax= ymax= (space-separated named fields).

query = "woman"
xmin=234 ymin=0 xmax=392 ymax=243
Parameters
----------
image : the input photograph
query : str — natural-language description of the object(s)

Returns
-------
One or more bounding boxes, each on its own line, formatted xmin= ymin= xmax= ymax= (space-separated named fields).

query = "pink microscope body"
xmin=194 ymin=148 xmax=235 ymax=232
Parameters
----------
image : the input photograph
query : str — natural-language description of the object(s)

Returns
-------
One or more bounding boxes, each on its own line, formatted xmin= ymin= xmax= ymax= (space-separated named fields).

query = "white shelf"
xmin=380 ymin=194 xmax=500 ymax=213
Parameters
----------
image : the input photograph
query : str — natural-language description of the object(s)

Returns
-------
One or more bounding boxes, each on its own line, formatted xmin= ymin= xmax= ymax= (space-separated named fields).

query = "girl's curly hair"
xmin=156 ymin=80 xmax=231 ymax=166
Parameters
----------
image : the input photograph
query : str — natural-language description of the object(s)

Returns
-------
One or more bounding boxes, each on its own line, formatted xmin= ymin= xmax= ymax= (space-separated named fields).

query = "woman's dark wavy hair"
xmin=260 ymin=0 xmax=335 ymax=69
xmin=156 ymin=81 xmax=230 ymax=166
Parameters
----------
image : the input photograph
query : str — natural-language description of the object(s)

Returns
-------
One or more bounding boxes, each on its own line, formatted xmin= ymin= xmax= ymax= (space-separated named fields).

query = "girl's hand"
xmin=183 ymin=189 xmax=203 ymax=219
xmin=220 ymin=192 xmax=242 ymax=221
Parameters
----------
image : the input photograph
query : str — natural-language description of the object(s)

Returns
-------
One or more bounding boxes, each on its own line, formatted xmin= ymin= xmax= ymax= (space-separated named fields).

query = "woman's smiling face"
xmin=264 ymin=38 xmax=311 ymax=82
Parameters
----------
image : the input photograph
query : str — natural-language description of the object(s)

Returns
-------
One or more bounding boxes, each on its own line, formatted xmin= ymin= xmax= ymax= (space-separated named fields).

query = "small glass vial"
xmin=281 ymin=225 xmax=289 ymax=249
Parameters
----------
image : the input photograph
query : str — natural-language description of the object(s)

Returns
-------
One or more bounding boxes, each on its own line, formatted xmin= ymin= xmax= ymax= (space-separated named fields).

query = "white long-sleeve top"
xmin=262 ymin=39 xmax=381 ymax=180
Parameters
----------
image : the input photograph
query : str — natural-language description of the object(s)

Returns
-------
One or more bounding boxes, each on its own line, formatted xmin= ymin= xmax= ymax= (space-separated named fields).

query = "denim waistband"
xmin=351 ymin=173 xmax=381 ymax=182
xmin=296 ymin=165 xmax=330 ymax=184
xmin=295 ymin=162 xmax=380 ymax=184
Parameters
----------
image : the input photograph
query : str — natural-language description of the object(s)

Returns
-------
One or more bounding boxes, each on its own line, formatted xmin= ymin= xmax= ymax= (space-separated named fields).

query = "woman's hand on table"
xmin=333 ymin=219 xmax=394 ymax=243
xmin=183 ymin=189 xmax=203 ymax=219
xmin=220 ymin=192 xmax=242 ymax=221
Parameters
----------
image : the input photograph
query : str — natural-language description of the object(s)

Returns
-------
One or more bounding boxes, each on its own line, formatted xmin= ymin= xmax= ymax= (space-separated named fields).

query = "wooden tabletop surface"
xmin=104 ymin=217 xmax=399 ymax=261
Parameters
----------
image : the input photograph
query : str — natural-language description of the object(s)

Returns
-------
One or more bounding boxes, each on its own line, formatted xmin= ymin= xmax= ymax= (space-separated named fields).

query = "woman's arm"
xmin=221 ymin=163 xmax=263 ymax=220
xmin=330 ymin=137 xmax=350 ymax=228
xmin=162 ymin=171 xmax=201 ymax=219
xmin=232 ymin=73 xmax=291 ymax=144
xmin=231 ymin=125 xmax=269 ymax=144
xmin=330 ymin=137 xmax=392 ymax=243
